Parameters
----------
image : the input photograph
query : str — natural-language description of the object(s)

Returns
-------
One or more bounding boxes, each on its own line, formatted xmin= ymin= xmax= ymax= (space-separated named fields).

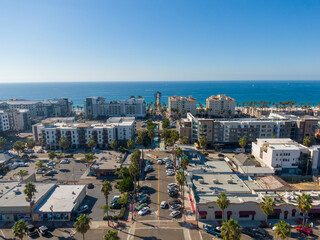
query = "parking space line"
xmin=0 ymin=230 xmax=5 ymax=238
xmin=199 ymin=231 xmax=203 ymax=240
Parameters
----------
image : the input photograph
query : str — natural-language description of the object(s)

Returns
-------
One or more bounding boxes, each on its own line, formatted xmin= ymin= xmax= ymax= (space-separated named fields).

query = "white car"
xmin=170 ymin=210 xmax=181 ymax=218
xmin=168 ymin=183 xmax=178 ymax=188
xmin=113 ymin=196 xmax=121 ymax=201
xmin=138 ymin=207 xmax=150 ymax=216
xmin=167 ymin=171 xmax=175 ymax=176
xmin=60 ymin=159 xmax=70 ymax=164
xmin=77 ymin=205 xmax=89 ymax=213
xmin=160 ymin=201 xmax=167 ymax=209
xmin=157 ymin=159 xmax=163 ymax=164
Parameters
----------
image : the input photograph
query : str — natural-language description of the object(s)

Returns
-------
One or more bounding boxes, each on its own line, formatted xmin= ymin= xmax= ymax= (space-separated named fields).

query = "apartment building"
xmin=0 ymin=98 xmax=73 ymax=118
xmin=0 ymin=111 xmax=10 ymax=133
xmin=252 ymin=138 xmax=320 ymax=174
xmin=32 ymin=117 xmax=135 ymax=149
xmin=179 ymin=113 xmax=299 ymax=146
xmin=206 ymin=94 xmax=235 ymax=117
xmin=5 ymin=109 xmax=30 ymax=131
xmin=168 ymin=95 xmax=197 ymax=118
xmin=84 ymin=97 xmax=146 ymax=119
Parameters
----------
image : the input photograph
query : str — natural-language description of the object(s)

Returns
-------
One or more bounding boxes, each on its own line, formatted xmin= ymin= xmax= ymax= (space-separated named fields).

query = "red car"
xmin=296 ymin=226 xmax=313 ymax=236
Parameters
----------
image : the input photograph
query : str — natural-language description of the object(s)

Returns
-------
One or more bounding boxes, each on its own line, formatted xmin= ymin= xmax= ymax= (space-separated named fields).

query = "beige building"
xmin=206 ymin=94 xmax=235 ymax=117
xmin=168 ymin=95 xmax=197 ymax=118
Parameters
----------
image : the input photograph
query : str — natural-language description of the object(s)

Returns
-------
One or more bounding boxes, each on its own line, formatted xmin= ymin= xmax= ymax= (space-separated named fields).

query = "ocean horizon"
xmin=0 ymin=80 xmax=319 ymax=107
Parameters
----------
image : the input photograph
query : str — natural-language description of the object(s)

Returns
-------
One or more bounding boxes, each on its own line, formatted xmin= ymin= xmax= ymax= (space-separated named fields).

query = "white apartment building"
xmin=252 ymin=138 xmax=320 ymax=174
xmin=84 ymin=97 xmax=146 ymax=119
xmin=206 ymin=94 xmax=235 ymax=117
xmin=0 ymin=98 xmax=73 ymax=118
xmin=6 ymin=109 xmax=30 ymax=131
xmin=0 ymin=111 xmax=10 ymax=133
xmin=32 ymin=117 xmax=135 ymax=149
xmin=168 ymin=95 xmax=197 ymax=117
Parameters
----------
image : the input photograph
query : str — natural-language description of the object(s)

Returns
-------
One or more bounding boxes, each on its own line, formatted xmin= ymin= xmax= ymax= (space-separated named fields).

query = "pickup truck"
xmin=204 ymin=225 xmax=221 ymax=237
xmin=296 ymin=226 xmax=313 ymax=236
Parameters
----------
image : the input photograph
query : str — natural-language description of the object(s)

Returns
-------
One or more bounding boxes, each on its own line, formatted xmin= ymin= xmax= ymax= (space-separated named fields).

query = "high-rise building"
xmin=0 ymin=111 xmax=10 ymax=133
xmin=206 ymin=94 xmax=235 ymax=117
xmin=168 ymin=95 xmax=197 ymax=118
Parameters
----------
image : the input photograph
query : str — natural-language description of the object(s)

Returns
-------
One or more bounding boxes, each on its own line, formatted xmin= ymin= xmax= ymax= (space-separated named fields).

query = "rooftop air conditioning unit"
xmin=212 ymin=178 xmax=219 ymax=184
xmin=199 ymin=179 xmax=204 ymax=184
xmin=227 ymin=179 xmax=233 ymax=184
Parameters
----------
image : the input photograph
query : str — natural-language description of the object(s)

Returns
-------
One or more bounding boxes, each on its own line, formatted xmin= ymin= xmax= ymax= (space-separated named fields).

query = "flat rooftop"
xmin=90 ymin=152 xmax=124 ymax=171
xmin=0 ymin=182 xmax=55 ymax=208
xmin=35 ymin=185 xmax=85 ymax=213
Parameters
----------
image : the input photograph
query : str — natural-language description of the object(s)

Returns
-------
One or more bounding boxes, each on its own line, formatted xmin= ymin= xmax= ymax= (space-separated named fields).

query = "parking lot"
xmin=135 ymin=150 xmax=183 ymax=222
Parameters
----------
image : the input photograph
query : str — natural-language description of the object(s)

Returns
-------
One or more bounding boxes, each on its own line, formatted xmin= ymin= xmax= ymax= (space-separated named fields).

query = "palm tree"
xmin=109 ymin=139 xmax=117 ymax=151
xmin=180 ymin=156 xmax=189 ymax=208
xmin=12 ymin=219 xmax=27 ymax=240
xmin=220 ymin=218 xmax=241 ymax=240
xmin=297 ymin=193 xmax=313 ymax=226
xmin=14 ymin=170 xmax=29 ymax=181
xmin=174 ymin=147 xmax=183 ymax=170
xmin=101 ymin=181 xmax=112 ymax=226
xmin=74 ymin=214 xmax=91 ymax=240
xmin=259 ymin=197 xmax=275 ymax=225
xmin=0 ymin=137 xmax=6 ymax=150
xmin=81 ymin=153 xmax=97 ymax=166
xmin=199 ymin=135 xmax=207 ymax=149
xmin=104 ymin=229 xmax=120 ymax=240
xmin=23 ymin=182 xmax=37 ymax=221
xmin=13 ymin=141 xmax=25 ymax=157
xmin=35 ymin=160 xmax=46 ymax=176
xmin=48 ymin=150 xmax=56 ymax=161
xmin=87 ymin=137 xmax=96 ymax=152
xmin=129 ymin=160 xmax=139 ymax=206
xmin=274 ymin=220 xmax=291 ymax=240
xmin=238 ymin=137 xmax=247 ymax=148
xmin=127 ymin=139 xmax=134 ymax=151
xmin=26 ymin=138 xmax=35 ymax=152
xmin=217 ymin=193 xmax=230 ymax=221
xmin=176 ymin=171 xmax=186 ymax=209
xmin=59 ymin=136 xmax=69 ymax=153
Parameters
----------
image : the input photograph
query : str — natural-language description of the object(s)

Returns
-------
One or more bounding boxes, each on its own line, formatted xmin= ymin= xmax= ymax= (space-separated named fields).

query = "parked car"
xmin=169 ymin=191 xmax=179 ymax=198
xmin=170 ymin=210 xmax=181 ymax=218
xmin=160 ymin=201 xmax=167 ymax=209
xmin=110 ymin=202 xmax=121 ymax=209
xmin=167 ymin=171 xmax=175 ymax=176
xmin=241 ymin=227 xmax=256 ymax=237
xmin=44 ymin=172 xmax=55 ymax=177
xmin=137 ymin=195 xmax=150 ymax=201
xmin=87 ymin=183 xmax=94 ymax=189
xmin=168 ymin=188 xmax=179 ymax=193
xmin=77 ymin=205 xmax=89 ymax=213
xmin=138 ymin=186 xmax=149 ymax=193
xmin=252 ymin=228 xmax=273 ymax=238
xmin=145 ymin=175 xmax=156 ymax=180
xmin=296 ymin=226 xmax=313 ymax=236
xmin=204 ymin=225 xmax=221 ymax=237
xmin=138 ymin=207 xmax=150 ymax=216
xmin=60 ymin=159 xmax=70 ymax=164
xmin=168 ymin=183 xmax=178 ymax=188
xmin=39 ymin=225 xmax=49 ymax=236
xmin=136 ymin=203 xmax=148 ymax=211
xmin=169 ymin=199 xmax=181 ymax=205
xmin=144 ymin=165 xmax=153 ymax=172
xmin=171 ymin=204 xmax=182 ymax=210
xmin=27 ymin=224 xmax=38 ymax=237
xmin=157 ymin=159 xmax=163 ymax=164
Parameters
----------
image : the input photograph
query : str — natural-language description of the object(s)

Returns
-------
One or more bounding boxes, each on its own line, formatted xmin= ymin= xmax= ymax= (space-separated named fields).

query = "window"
xmin=239 ymin=214 xmax=249 ymax=218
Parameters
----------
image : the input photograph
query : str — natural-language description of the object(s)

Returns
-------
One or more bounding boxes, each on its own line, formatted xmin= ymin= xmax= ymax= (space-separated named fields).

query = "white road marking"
xmin=0 ymin=230 xmax=5 ymax=238
xmin=183 ymin=228 xmax=191 ymax=240
xmin=199 ymin=231 xmax=203 ymax=240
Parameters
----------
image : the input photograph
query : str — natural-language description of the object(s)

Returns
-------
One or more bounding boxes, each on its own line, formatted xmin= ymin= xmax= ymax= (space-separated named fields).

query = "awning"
xmin=199 ymin=211 xmax=207 ymax=216
xmin=227 ymin=211 xmax=232 ymax=215
xmin=309 ymin=209 xmax=320 ymax=213
xmin=284 ymin=211 xmax=289 ymax=214
xmin=274 ymin=209 xmax=282 ymax=213
xmin=215 ymin=211 xmax=222 ymax=215
xmin=239 ymin=211 xmax=256 ymax=215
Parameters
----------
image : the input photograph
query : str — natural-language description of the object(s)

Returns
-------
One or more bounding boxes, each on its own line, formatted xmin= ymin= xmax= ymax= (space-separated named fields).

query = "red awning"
xmin=284 ymin=211 xmax=289 ymax=214
xmin=292 ymin=209 xmax=297 ymax=213
xmin=274 ymin=209 xmax=282 ymax=213
xmin=215 ymin=211 xmax=222 ymax=215
xmin=199 ymin=211 xmax=207 ymax=216
xmin=227 ymin=211 xmax=232 ymax=215
xmin=309 ymin=209 xmax=320 ymax=213
xmin=239 ymin=211 xmax=256 ymax=215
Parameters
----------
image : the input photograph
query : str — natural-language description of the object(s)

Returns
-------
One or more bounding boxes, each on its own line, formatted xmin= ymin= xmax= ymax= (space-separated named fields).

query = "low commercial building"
xmin=84 ymin=97 xmax=146 ymax=119
xmin=32 ymin=117 xmax=135 ymax=149
xmin=0 ymin=182 xmax=86 ymax=222
xmin=252 ymin=138 xmax=320 ymax=174
xmin=89 ymin=152 xmax=124 ymax=177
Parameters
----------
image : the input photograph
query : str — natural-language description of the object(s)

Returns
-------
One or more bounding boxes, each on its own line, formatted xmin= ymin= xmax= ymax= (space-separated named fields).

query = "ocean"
xmin=0 ymin=81 xmax=319 ymax=107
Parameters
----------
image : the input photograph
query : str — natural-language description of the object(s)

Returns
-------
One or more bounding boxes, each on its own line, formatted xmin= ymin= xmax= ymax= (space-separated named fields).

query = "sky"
xmin=0 ymin=0 xmax=319 ymax=83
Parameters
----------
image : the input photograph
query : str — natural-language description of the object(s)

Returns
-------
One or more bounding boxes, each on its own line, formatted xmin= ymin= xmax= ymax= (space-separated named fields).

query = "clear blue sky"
xmin=0 ymin=0 xmax=319 ymax=82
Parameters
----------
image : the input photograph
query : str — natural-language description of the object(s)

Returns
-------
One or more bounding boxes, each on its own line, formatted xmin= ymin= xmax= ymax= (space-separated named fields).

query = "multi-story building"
xmin=32 ymin=117 xmax=135 ymax=149
xmin=5 ymin=109 xmax=31 ymax=131
xmin=252 ymin=138 xmax=320 ymax=174
xmin=168 ymin=95 xmax=197 ymax=118
xmin=0 ymin=98 xmax=73 ymax=118
xmin=178 ymin=113 xmax=320 ymax=147
xmin=206 ymin=94 xmax=235 ymax=117
xmin=84 ymin=97 xmax=146 ymax=119
xmin=0 ymin=111 xmax=10 ymax=133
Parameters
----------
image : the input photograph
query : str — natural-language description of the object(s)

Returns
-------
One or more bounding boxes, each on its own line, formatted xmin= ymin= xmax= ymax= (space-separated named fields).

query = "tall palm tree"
xmin=259 ymin=197 xmax=275 ymax=225
xmin=103 ymin=229 xmax=120 ymax=240
xmin=12 ymin=219 xmax=27 ymax=240
xmin=14 ymin=170 xmax=29 ymax=181
xmin=0 ymin=137 xmax=7 ymax=150
xmin=174 ymin=147 xmax=183 ymax=170
xmin=297 ymin=193 xmax=313 ymax=226
xmin=176 ymin=171 xmax=186 ymax=209
xmin=217 ymin=193 xmax=230 ymax=221
xmin=35 ymin=160 xmax=46 ymax=176
xmin=274 ymin=220 xmax=291 ymax=240
xmin=180 ymin=156 xmax=189 ymax=208
xmin=23 ymin=182 xmax=37 ymax=221
xmin=220 ymin=218 xmax=241 ymax=240
xmin=87 ymin=137 xmax=96 ymax=152
xmin=101 ymin=181 xmax=112 ymax=226
xmin=13 ymin=141 xmax=25 ymax=157
xmin=129 ymin=160 xmax=139 ymax=205
xmin=26 ymin=138 xmax=35 ymax=152
xmin=74 ymin=214 xmax=91 ymax=240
